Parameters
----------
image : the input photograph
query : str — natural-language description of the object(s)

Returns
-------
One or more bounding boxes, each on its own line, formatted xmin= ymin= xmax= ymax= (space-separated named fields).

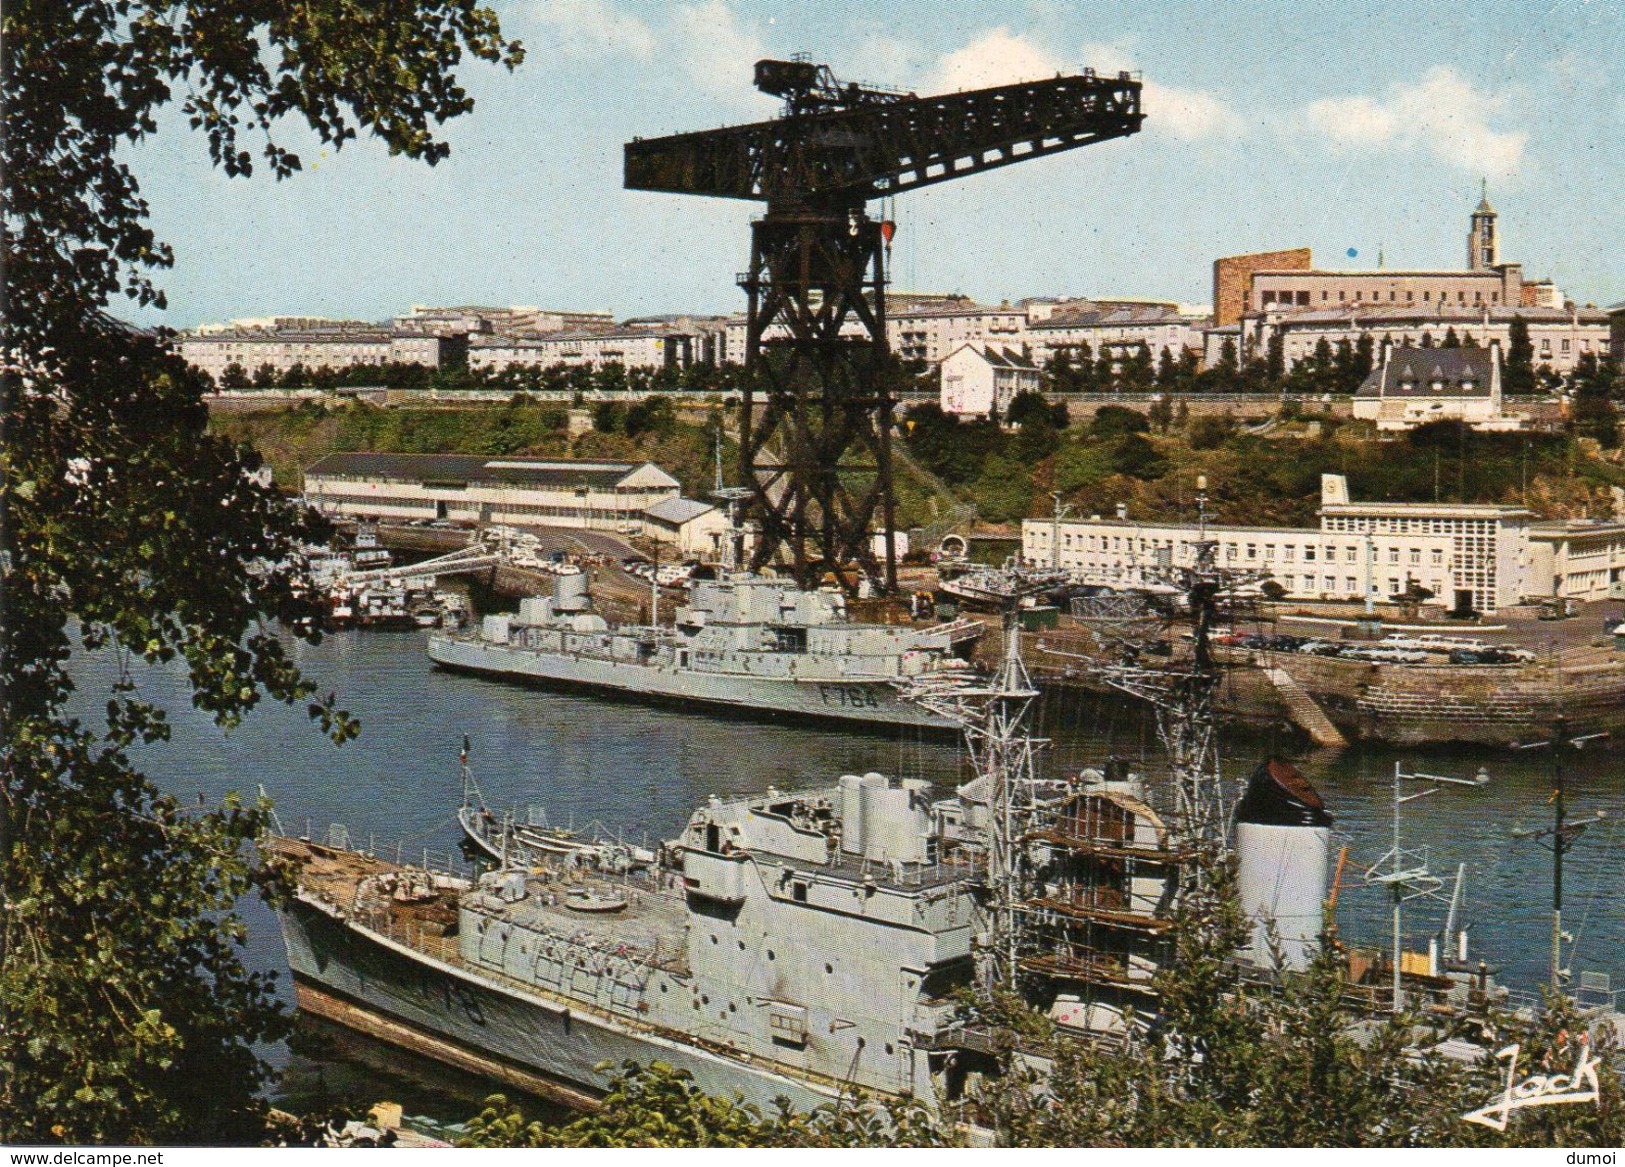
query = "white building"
xmin=178 ymin=323 xmax=455 ymax=382
xmin=890 ymin=299 xmax=1028 ymax=364
xmin=1352 ymin=343 xmax=1516 ymax=431
xmin=642 ymin=496 xmax=731 ymax=558
xmin=1528 ymin=519 xmax=1625 ymax=602
xmin=1024 ymin=474 xmax=1537 ymax=613
xmin=1026 ymin=300 xmax=1204 ymax=366
xmin=1216 ymin=303 xmax=1611 ymax=377
xmin=939 ymin=344 xmax=1040 ymax=418
xmin=467 ymin=329 xmax=693 ymax=374
xmin=302 ymin=453 xmax=682 ymax=531
xmin=394 ymin=305 xmax=615 ymax=337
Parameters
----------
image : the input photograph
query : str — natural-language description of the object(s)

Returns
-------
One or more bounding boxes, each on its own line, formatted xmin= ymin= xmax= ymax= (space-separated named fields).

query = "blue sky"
xmin=127 ymin=0 xmax=1624 ymax=328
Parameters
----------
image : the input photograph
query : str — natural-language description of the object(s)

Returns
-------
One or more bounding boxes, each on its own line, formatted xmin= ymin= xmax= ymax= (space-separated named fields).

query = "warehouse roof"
xmin=644 ymin=497 xmax=716 ymax=525
xmin=304 ymin=452 xmax=678 ymax=491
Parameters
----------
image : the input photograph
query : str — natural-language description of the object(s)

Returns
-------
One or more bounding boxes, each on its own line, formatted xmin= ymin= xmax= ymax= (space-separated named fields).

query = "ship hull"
xmin=426 ymin=634 xmax=955 ymax=731
xmin=275 ymin=896 xmax=836 ymax=1114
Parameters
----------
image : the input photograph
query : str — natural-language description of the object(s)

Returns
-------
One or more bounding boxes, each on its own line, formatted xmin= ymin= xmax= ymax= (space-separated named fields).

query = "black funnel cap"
xmin=1235 ymin=758 xmax=1333 ymax=827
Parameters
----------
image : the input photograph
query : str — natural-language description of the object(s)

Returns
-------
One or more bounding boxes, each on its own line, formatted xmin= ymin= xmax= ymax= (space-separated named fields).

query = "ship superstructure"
xmin=427 ymin=570 xmax=982 ymax=730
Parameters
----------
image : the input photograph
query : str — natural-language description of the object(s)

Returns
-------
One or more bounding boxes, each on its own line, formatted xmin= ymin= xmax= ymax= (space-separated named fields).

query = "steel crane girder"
xmin=625 ymin=71 xmax=1143 ymax=207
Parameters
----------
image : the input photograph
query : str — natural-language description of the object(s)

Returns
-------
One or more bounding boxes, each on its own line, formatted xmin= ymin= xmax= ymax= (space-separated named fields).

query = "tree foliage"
xmin=459 ymin=1062 xmax=954 ymax=1148
xmin=2 ymin=0 xmax=520 ymax=1143
xmin=970 ymin=858 xmax=1624 ymax=1148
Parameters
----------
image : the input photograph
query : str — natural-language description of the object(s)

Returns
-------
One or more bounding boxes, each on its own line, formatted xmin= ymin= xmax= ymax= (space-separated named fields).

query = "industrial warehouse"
xmin=301 ymin=452 xmax=723 ymax=550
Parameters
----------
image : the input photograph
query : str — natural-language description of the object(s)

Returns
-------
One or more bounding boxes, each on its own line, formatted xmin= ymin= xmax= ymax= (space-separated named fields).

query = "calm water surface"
xmin=73 ymin=629 xmax=1624 ymax=1125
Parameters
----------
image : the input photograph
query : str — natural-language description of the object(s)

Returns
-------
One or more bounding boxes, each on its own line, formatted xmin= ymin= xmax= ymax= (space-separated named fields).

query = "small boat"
xmin=455 ymin=738 xmax=654 ymax=874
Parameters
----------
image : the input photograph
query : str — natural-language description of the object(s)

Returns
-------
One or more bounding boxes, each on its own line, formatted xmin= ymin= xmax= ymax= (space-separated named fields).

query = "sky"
xmin=125 ymin=0 xmax=1625 ymax=329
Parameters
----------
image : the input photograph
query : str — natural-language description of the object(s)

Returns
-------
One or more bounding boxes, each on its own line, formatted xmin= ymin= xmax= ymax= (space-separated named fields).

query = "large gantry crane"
xmin=626 ymin=57 xmax=1143 ymax=592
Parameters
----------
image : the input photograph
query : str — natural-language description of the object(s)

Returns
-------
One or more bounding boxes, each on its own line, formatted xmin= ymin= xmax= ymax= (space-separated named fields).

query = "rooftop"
xmin=891 ymin=300 xmax=1022 ymax=319
xmin=304 ymin=452 xmax=669 ymax=491
xmin=644 ymin=496 xmax=716 ymax=524
xmin=1251 ymin=304 xmax=1609 ymax=326
xmin=1031 ymin=301 xmax=1191 ymax=328
xmin=946 ymin=343 xmax=1039 ymax=370
xmin=1358 ymin=346 xmax=1496 ymax=399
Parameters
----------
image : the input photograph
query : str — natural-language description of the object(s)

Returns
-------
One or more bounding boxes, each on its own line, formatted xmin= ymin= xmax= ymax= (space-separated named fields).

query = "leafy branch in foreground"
xmin=2 ymin=0 xmax=519 ymax=1143
xmin=458 ymin=1061 xmax=955 ymax=1149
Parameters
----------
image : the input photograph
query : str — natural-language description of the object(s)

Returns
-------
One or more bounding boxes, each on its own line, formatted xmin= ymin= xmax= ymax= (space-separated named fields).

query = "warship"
xmin=269 ymin=764 xmax=991 ymax=1111
xmin=426 ymin=568 xmax=983 ymax=731
xmin=271 ymin=550 xmax=1618 ymax=1116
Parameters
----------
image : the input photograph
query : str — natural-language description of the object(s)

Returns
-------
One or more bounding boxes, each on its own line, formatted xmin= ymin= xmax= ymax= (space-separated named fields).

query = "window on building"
xmin=1561 ymin=339 xmax=1571 ymax=353
xmin=1264 ymin=544 xmax=1275 ymax=560
xmin=1346 ymin=547 xmax=1358 ymax=563
xmin=1406 ymin=290 xmax=1414 ymax=302
xmin=1410 ymin=548 xmax=1421 ymax=565
xmin=1322 ymin=290 xmax=1329 ymax=301
xmin=1431 ymin=549 xmax=1444 ymax=566
xmin=1305 ymin=546 xmax=1317 ymax=561
xmin=1423 ymin=290 xmax=1431 ymax=301
xmin=1284 ymin=546 xmax=1295 ymax=562
xmin=1388 ymin=548 xmax=1399 ymax=564
xmin=1346 ymin=576 xmax=1358 ymax=592
xmin=1339 ymin=290 xmax=1346 ymax=301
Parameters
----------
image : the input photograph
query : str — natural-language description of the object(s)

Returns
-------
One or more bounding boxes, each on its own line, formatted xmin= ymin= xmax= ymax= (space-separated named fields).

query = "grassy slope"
xmin=962 ymin=415 xmax=1625 ymax=528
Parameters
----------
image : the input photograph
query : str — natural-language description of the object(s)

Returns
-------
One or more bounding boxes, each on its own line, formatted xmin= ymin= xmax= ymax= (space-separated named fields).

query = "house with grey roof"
xmin=938 ymin=343 xmax=1040 ymax=418
xmin=1352 ymin=342 xmax=1519 ymax=431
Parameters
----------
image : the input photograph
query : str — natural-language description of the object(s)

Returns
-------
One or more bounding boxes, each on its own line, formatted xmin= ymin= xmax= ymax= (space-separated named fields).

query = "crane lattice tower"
xmin=625 ymin=58 xmax=1143 ymax=592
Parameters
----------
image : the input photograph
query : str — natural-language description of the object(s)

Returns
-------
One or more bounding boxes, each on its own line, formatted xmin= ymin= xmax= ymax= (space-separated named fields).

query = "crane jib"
xmin=624 ymin=71 xmax=1144 ymax=205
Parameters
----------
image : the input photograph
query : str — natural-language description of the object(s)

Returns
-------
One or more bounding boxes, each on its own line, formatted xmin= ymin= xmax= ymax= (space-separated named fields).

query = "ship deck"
xmin=469 ymin=872 xmax=691 ymax=972
xmin=264 ymin=835 xmax=691 ymax=974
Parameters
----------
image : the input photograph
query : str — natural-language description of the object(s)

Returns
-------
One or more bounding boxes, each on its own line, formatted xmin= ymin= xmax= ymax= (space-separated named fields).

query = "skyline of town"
xmin=123 ymin=0 xmax=1624 ymax=329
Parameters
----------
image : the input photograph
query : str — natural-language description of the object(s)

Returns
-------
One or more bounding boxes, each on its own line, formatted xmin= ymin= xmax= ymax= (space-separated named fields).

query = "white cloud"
xmin=666 ymin=1 xmax=769 ymax=105
xmin=1147 ymin=83 xmax=1246 ymax=140
xmin=927 ymin=30 xmax=1243 ymax=142
xmin=521 ymin=0 xmax=770 ymax=110
xmin=1302 ymin=67 xmax=1527 ymax=178
xmin=527 ymin=0 xmax=656 ymax=60
xmin=930 ymin=27 xmax=1068 ymax=92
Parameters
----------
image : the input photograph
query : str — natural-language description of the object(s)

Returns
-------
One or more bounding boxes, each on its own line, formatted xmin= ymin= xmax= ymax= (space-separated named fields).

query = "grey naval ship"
xmin=269 ymin=767 xmax=990 ymax=1112
xmin=426 ymin=568 xmax=982 ymax=731
xmin=274 ymin=558 xmax=1574 ymax=1117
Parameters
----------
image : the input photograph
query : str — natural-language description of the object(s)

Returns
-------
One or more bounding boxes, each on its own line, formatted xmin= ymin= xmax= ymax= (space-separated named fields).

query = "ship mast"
xmin=1512 ymin=718 xmax=1609 ymax=988
xmin=899 ymin=561 xmax=1062 ymax=991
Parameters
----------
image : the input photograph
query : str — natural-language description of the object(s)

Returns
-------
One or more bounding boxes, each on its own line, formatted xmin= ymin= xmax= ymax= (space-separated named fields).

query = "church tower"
xmin=1468 ymin=179 xmax=1497 ymax=271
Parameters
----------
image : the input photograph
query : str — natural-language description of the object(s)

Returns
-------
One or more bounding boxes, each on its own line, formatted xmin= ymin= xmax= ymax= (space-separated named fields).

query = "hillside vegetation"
xmin=902 ymin=385 xmax=1625 ymax=530
xmin=211 ymin=398 xmax=950 ymax=529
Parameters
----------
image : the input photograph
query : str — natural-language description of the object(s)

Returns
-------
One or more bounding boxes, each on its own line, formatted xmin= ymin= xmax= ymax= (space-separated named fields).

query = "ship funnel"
xmin=1234 ymin=758 xmax=1333 ymax=972
xmin=859 ymin=774 xmax=930 ymax=865
xmin=553 ymin=567 xmax=590 ymax=612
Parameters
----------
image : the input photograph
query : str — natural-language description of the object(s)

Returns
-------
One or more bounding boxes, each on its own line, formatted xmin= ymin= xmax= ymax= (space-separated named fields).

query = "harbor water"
xmin=72 ymin=628 xmax=1624 ymax=1126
